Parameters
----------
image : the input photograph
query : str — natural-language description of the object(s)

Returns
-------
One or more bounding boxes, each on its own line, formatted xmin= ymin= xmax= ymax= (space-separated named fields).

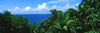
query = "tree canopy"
xmin=0 ymin=0 xmax=100 ymax=33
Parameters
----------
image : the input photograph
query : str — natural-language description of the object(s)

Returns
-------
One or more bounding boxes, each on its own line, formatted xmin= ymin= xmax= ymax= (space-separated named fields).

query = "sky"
xmin=0 ymin=0 xmax=82 ymax=14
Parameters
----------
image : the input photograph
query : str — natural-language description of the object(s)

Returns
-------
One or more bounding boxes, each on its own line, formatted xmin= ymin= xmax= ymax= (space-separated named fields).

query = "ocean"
xmin=14 ymin=14 xmax=51 ymax=25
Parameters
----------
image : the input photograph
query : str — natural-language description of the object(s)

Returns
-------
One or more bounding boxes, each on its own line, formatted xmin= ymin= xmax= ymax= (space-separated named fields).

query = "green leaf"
xmin=70 ymin=28 xmax=76 ymax=33
xmin=76 ymin=27 xmax=81 ymax=29
xmin=63 ymin=25 xmax=68 ymax=31
xmin=54 ymin=25 xmax=62 ymax=29
xmin=54 ymin=22 xmax=62 ymax=29
xmin=67 ymin=20 xmax=76 ymax=26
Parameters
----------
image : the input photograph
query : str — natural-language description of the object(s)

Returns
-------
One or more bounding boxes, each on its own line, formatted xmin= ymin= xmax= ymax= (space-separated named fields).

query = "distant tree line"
xmin=0 ymin=0 xmax=100 ymax=33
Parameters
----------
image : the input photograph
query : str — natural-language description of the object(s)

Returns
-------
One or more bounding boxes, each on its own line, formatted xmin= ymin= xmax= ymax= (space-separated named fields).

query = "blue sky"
xmin=0 ymin=0 xmax=82 ymax=14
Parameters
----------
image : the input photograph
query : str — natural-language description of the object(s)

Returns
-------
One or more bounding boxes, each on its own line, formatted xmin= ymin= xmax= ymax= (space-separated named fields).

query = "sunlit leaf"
xmin=63 ymin=25 xmax=68 ymax=31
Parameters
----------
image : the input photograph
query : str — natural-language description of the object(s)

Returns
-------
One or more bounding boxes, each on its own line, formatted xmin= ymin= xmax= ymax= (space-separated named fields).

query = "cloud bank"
xmin=8 ymin=0 xmax=80 ymax=14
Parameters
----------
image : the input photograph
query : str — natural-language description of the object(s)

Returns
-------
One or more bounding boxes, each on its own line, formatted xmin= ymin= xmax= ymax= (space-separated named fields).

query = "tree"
xmin=0 ymin=11 xmax=31 ymax=33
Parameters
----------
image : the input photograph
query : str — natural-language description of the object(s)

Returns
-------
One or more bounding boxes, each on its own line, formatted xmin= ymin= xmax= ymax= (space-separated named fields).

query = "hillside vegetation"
xmin=0 ymin=0 xmax=100 ymax=33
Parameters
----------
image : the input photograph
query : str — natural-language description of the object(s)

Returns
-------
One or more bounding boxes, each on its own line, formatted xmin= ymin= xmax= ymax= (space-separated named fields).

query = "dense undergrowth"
xmin=0 ymin=0 xmax=100 ymax=33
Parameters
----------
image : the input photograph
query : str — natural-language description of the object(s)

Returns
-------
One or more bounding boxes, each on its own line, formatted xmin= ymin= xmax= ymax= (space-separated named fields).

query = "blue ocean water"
xmin=14 ymin=14 xmax=51 ymax=25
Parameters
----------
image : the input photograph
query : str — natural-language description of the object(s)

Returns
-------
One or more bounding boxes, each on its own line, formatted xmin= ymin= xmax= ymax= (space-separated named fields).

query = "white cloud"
xmin=8 ymin=7 xmax=19 ymax=12
xmin=14 ymin=7 xmax=19 ymax=9
xmin=62 ymin=3 xmax=79 ymax=11
xmin=7 ymin=2 xmax=79 ymax=14
xmin=65 ymin=3 xmax=69 ymax=7
xmin=32 ymin=3 xmax=49 ymax=11
xmin=24 ymin=6 xmax=32 ymax=11
xmin=8 ymin=6 xmax=32 ymax=12
xmin=50 ymin=3 xmax=79 ymax=11
xmin=8 ymin=3 xmax=50 ymax=12
xmin=52 ymin=5 xmax=57 ymax=9
xmin=7 ymin=9 xmax=17 ymax=12
xmin=75 ymin=3 xmax=79 ymax=6
xmin=7 ymin=3 xmax=51 ymax=14
xmin=7 ymin=9 xmax=12 ymax=11
xmin=47 ymin=0 xmax=68 ymax=4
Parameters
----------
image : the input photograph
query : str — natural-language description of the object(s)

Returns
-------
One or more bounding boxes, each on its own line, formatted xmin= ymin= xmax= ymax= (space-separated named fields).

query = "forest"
xmin=0 ymin=0 xmax=100 ymax=33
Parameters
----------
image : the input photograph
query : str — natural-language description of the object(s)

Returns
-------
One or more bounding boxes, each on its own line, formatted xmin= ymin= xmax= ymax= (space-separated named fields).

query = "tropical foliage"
xmin=0 ymin=0 xmax=100 ymax=33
